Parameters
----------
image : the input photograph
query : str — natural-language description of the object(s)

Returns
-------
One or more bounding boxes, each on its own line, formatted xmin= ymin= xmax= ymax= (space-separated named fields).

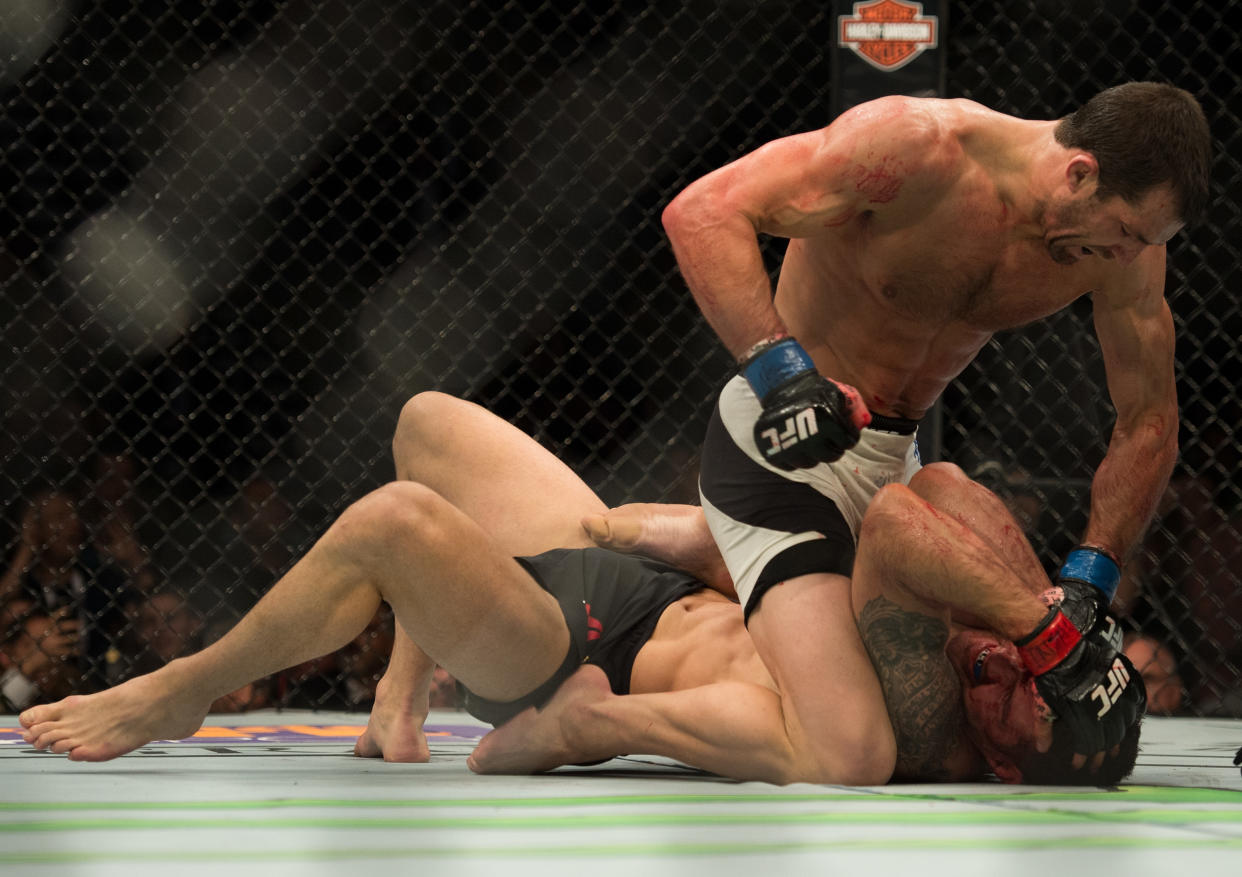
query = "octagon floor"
xmin=2 ymin=711 xmax=1240 ymax=876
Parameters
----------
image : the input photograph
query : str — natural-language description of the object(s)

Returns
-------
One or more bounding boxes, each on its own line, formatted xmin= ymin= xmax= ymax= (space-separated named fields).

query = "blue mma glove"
xmin=1057 ymin=546 xmax=1123 ymax=651
xmin=1059 ymin=546 xmax=1122 ymax=602
xmin=739 ymin=336 xmax=861 ymax=471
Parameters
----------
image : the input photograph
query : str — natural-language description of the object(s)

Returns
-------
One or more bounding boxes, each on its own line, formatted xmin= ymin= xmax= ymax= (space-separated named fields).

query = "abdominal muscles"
xmin=630 ymin=594 xmax=775 ymax=695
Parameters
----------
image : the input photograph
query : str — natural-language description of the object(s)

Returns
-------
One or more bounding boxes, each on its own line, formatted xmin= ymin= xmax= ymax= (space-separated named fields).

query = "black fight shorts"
xmin=700 ymin=375 xmax=920 ymax=622
xmin=459 ymin=547 xmax=704 ymax=726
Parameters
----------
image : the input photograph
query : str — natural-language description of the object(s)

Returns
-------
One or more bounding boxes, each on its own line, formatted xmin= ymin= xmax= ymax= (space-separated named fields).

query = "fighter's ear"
xmin=1066 ymin=154 xmax=1099 ymax=192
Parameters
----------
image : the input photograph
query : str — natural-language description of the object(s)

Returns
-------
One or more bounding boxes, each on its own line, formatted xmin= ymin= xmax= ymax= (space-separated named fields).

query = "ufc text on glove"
xmin=739 ymin=336 xmax=862 ymax=471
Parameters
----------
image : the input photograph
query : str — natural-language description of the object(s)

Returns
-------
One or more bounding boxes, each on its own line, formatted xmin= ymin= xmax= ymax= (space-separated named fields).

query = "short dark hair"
xmin=1017 ymin=713 xmax=1143 ymax=786
xmin=1055 ymin=82 xmax=1212 ymax=225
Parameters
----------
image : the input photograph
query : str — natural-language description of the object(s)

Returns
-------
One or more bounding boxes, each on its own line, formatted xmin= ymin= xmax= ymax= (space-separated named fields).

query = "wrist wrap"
xmin=1015 ymin=608 xmax=1083 ymax=675
xmin=739 ymin=336 xmax=815 ymax=401
xmin=1059 ymin=546 xmax=1121 ymax=601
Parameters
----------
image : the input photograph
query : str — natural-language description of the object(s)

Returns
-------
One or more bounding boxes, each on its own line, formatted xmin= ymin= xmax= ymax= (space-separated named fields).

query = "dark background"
xmin=2 ymin=0 xmax=1238 ymax=712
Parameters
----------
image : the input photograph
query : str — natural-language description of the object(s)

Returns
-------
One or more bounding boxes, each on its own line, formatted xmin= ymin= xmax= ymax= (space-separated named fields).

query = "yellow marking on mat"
xmin=189 ymin=727 xmax=255 ymax=738
xmin=277 ymin=725 xmax=369 ymax=737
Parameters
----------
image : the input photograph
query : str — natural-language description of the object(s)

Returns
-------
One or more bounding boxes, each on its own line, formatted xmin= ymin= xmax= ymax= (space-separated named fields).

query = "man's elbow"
xmin=660 ymin=189 xmax=687 ymax=237
xmin=1134 ymin=406 xmax=1179 ymax=467
xmin=661 ymin=186 xmax=706 ymax=242
xmin=1114 ymin=399 xmax=1178 ymax=450
xmin=1156 ymin=416 xmax=1179 ymax=469
xmin=661 ymin=177 xmax=737 ymax=243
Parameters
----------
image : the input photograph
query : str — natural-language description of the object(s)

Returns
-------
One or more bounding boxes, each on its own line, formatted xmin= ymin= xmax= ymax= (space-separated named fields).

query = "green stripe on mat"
xmin=4 ymin=808 xmax=1242 ymax=832
xmin=1 ymin=785 xmax=1239 ymax=812
xmin=2 ymin=835 xmax=1242 ymax=865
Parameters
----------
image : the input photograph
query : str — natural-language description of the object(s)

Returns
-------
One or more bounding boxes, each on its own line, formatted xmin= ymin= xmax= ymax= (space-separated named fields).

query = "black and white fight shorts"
xmin=459 ymin=547 xmax=705 ymax=726
xmin=700 ymin=375 xmax=922 ymax=623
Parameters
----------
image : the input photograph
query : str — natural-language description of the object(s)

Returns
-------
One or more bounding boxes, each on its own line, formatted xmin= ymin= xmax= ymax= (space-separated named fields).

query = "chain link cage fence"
xmin=1 ymin=0 xmax=1238 ymax=717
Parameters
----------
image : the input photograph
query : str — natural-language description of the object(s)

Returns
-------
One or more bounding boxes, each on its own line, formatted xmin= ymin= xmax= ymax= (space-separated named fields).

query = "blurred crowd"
xmin=0 ymin=449 xmax=460 ymax=716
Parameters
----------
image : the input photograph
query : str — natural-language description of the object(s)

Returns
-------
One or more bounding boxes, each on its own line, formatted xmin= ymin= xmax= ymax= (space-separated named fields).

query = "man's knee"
xmin=907 ymin=461 xmax=970 ymax=499
xmin=864 ymin=464 xmax=975 ymax=535
xmin=860 ymin=482 xmax=923 ymax=542
xmin=332 ymin=481 xmax=452 ymax=554
xmin=392 ymin=390 xmax=457 ymax=462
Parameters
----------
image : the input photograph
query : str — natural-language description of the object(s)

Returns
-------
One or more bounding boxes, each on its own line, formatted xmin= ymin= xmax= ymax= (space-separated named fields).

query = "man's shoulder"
xmin=835 ymin=97 xmax=989 ymax=173
xmin=841 ymin=95 xmax=996 ymax=134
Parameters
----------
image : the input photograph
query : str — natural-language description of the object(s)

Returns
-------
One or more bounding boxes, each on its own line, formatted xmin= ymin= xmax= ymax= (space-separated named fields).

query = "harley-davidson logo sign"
xmin=838 ymin=0 xmax=939 ymax=72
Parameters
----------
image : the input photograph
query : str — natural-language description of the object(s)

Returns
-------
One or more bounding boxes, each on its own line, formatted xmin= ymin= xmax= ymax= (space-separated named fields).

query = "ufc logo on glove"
xmin=1090 ymin=657 xmax=1132 ymax=718
xmin=760 ymin=409 xmax=818 ymax=455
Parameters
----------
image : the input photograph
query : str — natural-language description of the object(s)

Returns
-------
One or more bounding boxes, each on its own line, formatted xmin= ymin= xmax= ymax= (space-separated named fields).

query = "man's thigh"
xmin=746 ymin=572 xmax=895 ymax=781
xmin=461 ymin=547 xmax=700 ymax=724
xmin=372 ymin=485 xmax=573 ymax=703
xmin=699 ymin=389 xmax=859 ymax=620
xmin=393 ymin=392 xmax=607 ymax=556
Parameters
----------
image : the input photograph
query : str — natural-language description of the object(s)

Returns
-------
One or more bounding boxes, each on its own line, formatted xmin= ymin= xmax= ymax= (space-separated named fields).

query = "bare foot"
xmin=353 ymin=673 xmax=431 ymax=763
xmin=20 ymin=666 xmax=211 ymax=762
xmin=582 ymin=504 xmax=734 ymax=598
xmin=467 ymin=665 xmax=613 ymax=774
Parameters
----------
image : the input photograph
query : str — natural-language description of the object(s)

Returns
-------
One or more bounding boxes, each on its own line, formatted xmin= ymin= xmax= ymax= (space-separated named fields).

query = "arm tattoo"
xmin=858 ymin=595 xmax=967 ymax=781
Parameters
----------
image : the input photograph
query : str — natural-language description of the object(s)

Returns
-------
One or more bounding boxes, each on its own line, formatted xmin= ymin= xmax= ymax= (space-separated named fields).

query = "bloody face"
xmin=946 ymin=628 xmax=1056 ymax=774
